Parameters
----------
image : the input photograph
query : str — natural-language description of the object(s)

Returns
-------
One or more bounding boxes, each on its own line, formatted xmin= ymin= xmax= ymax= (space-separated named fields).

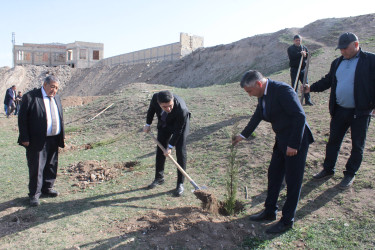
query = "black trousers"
xmin=264 ymin=131 xmax=310 ymax=223
xmin=155 ymin=119 xmax=189 ymax=185
xmin=323 ymin=106 xmax=371 ymax=177
xmin=290 ymin=67 xmax=311 ymax=103
xmin=26 ymin=136 xmax=59 ymax=198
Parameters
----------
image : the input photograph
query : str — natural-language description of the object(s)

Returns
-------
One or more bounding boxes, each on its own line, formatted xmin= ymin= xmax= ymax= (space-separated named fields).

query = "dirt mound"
xmin=110 ymin=207 xmax=252 ymax=249
xmin=0 ymin=65 xmax=73 ymax=106
xmin=61 ymin=96 xmax=100 ymax=108
xmin=60 ymin=14 xmax=375 ymax=97
xmin=63 ymin=160 xmax=139 ymax=189
xmin=194 ymin=190 xmax=245 ymax=216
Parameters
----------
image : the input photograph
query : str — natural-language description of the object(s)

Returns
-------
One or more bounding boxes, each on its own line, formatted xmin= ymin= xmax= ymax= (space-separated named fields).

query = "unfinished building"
xmin=13 ymin=41 xmax=104 ymax=68
xmin=98 ymin=33 xmax=204 ymax=67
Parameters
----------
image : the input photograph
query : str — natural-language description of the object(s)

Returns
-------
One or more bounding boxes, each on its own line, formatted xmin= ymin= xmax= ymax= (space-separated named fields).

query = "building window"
xmin=67 ymin=50 xmax=73 ymax=61
xmin=55 ymin=53 xmax=65 ymax=62
xmin=43 ymin=53 xmax=49 ymax=62
xmin=17 ymin=51 xmax=24 ymax=61
xmin=80 ymin=49 xmax=86 ymax=59
xmin=93 ymin=50 xmax=99 ymax=60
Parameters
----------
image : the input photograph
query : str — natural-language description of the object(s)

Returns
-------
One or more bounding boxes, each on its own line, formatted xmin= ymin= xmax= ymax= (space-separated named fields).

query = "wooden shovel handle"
xmin=148 ymin=133 xmax=200 ymax=190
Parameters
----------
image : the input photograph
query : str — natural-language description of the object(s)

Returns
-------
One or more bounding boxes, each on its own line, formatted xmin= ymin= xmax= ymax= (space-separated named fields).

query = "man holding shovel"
xmin=143 ymin=90 xmax=190 ymax=197
xmin=232 ymin=70 xmax=314 ymax=234
xmin=287 ymin=35 xmax=313 ymax=106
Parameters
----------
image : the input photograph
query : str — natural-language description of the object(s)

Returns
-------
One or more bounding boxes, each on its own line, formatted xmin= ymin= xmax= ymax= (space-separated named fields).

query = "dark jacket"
xmin=18 ymin=88 xmax=65 ymax=151
xmin=241 ymin=80 xmax=314 ymax=151
xmin=287 ymin=44 xmax=309 ymax=69
xmin=4 ymin=88 xmax=15 ymax=106
xmin=146 ymin=93 xmax=190 ymax=147
xmin=310 ymin=49 xmax=375 ymax=116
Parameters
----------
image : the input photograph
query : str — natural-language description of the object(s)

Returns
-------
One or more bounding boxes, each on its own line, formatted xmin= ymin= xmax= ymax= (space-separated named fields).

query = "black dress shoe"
xmin=266 ymin=220 xmax=293 ymax=234
xmin=305 ymin=102 xmax=314 ymax=106
xmin=30 ymin=197 xmax=40 ymax=206
xmin=339 ymin=175 xmax=355 ymax=189
xmin=249 ymin=210 xmax=276 ymax=221
xmin=313 ymin=169 xmax=334 ymax=180
xmin=42 ymin=189 xmax=59 ymax=197
xmin=147 ymin=179 xmax=165 ymax=189
xmin=173 ymin=184 xmax=184 ymax=197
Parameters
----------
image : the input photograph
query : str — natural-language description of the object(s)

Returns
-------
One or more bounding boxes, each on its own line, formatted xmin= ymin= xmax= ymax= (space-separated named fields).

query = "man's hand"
xmin=164 ymin=148 xmax=172 ymax=156
xmin=286 ymin=146 xmax=298 ymax=156
xmin=21 ymin=141 xmax=29 ymax=147
xmin=232 ymin=135 xmax=243 ymax=146
xmin=302 ymin=84 xmax=310 ymax=93
xmin=301 ymin=51 xmax=307 ymax=57
xmin=143 ymin=125 xmax=151 ymax=133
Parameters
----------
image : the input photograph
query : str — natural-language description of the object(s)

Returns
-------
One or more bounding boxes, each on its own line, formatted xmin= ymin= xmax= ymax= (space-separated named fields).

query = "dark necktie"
xmin=161 ymin=111 xmax=168 ymax=128
xmin=261 ymin=96 xmax=268 ymax=120
xmin=49 ymin=97 xmax=58 ymax=135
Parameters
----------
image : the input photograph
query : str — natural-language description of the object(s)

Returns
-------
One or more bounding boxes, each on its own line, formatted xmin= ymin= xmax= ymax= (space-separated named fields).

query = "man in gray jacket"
xmin=304 ymin=32 xmax=375 ymax=188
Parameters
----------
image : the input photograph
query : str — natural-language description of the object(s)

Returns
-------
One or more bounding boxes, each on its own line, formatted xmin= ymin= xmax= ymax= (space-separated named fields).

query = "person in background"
xmin=4 ymin=85 xmax=16 ymax=117
xmin=14 ymin=91 xmax=23 ymax=116
xmin=287 ymin=35 xmax=313 ymax=106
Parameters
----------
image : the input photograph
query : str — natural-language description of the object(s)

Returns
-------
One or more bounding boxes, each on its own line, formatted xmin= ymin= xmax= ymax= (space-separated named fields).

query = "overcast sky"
xmin=0 ymin=0 xmax=373 ymax=67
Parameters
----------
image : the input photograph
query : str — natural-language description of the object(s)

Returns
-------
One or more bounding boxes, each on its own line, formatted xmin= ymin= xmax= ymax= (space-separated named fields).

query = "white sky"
xmin=0 ymin=0 xmax=374 ymax=67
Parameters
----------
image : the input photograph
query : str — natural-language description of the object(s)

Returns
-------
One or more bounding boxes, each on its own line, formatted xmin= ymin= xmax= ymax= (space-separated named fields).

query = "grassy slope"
xmin=1 ymin=65 xmax=374 ymax=249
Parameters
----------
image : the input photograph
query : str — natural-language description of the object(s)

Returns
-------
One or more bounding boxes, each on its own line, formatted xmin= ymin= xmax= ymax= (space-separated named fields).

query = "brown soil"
xmin=108 ymin=207 xmax=253 ymax=250
xmin=194 ymin=190 xmax=220 ymax=214
xmin=194 ymin=190 xmax=245 ymax=216
xmin=62 ymin=160 xmax=139 ymax=189
xmin=61 ymin=96 xmax=100 ymax=108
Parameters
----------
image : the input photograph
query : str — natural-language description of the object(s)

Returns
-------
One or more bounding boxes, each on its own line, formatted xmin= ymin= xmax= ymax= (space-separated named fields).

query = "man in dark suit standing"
xmin=232 ymin=70 xmax=314 ymax=234
xmin=18 ymin=76 xmax=65 ymax=206
xmin=143 ymin=90 xmax=190 ymax=197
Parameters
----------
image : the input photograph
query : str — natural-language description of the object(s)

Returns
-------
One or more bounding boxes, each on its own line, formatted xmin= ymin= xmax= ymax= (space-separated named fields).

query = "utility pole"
xmin=12 ymin=32 xmax=15 ymax=67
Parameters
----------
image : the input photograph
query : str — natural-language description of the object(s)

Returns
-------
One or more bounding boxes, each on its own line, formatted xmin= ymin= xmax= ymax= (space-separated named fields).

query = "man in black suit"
xmin=232 ymin=70 xmax=314 ymax=234
xmin=18 ymin=76 xmax=65 ymax=206
xmin=143 ymin=90 xmax=190 ymax=197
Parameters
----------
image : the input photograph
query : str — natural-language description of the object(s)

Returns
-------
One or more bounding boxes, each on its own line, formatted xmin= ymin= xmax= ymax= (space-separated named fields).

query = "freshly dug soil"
xmin=62 ymin=160 xmax=139 ymax=189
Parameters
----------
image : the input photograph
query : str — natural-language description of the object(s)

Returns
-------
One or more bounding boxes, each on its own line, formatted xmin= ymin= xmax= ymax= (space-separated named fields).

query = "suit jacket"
xmin=18 ymin=88 xmax=65 ymax=151
xmin=4 ymin=88 xmax=15 ymax=106
xmin=241 ymin=79 xmax=314 ymax=150
xmin=146 ymin=93 xmax=190 ymax=147
xmin=287 ymin=44 xmax=309 ymax=69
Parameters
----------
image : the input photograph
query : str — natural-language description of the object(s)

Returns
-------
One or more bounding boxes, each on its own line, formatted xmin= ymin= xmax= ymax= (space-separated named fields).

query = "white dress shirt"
xmin=41 ymin=88 xmax=61 ymax=136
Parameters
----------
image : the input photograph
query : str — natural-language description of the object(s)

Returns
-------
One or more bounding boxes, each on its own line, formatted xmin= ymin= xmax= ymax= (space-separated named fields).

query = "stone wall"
xmin=99 ymin=33 xmax=203 ymax=67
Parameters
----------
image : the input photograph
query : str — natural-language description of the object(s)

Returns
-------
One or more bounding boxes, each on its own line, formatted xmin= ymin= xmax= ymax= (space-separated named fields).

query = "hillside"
xmin=1 ymin=80 xmax=374 ymax=248
xmin=1 ymin=13 xmax=374 ymax=102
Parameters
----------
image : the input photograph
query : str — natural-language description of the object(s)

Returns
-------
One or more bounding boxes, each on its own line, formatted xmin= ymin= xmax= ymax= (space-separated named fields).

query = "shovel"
xmin=148 ymin=133 xmax=206 ymax=191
